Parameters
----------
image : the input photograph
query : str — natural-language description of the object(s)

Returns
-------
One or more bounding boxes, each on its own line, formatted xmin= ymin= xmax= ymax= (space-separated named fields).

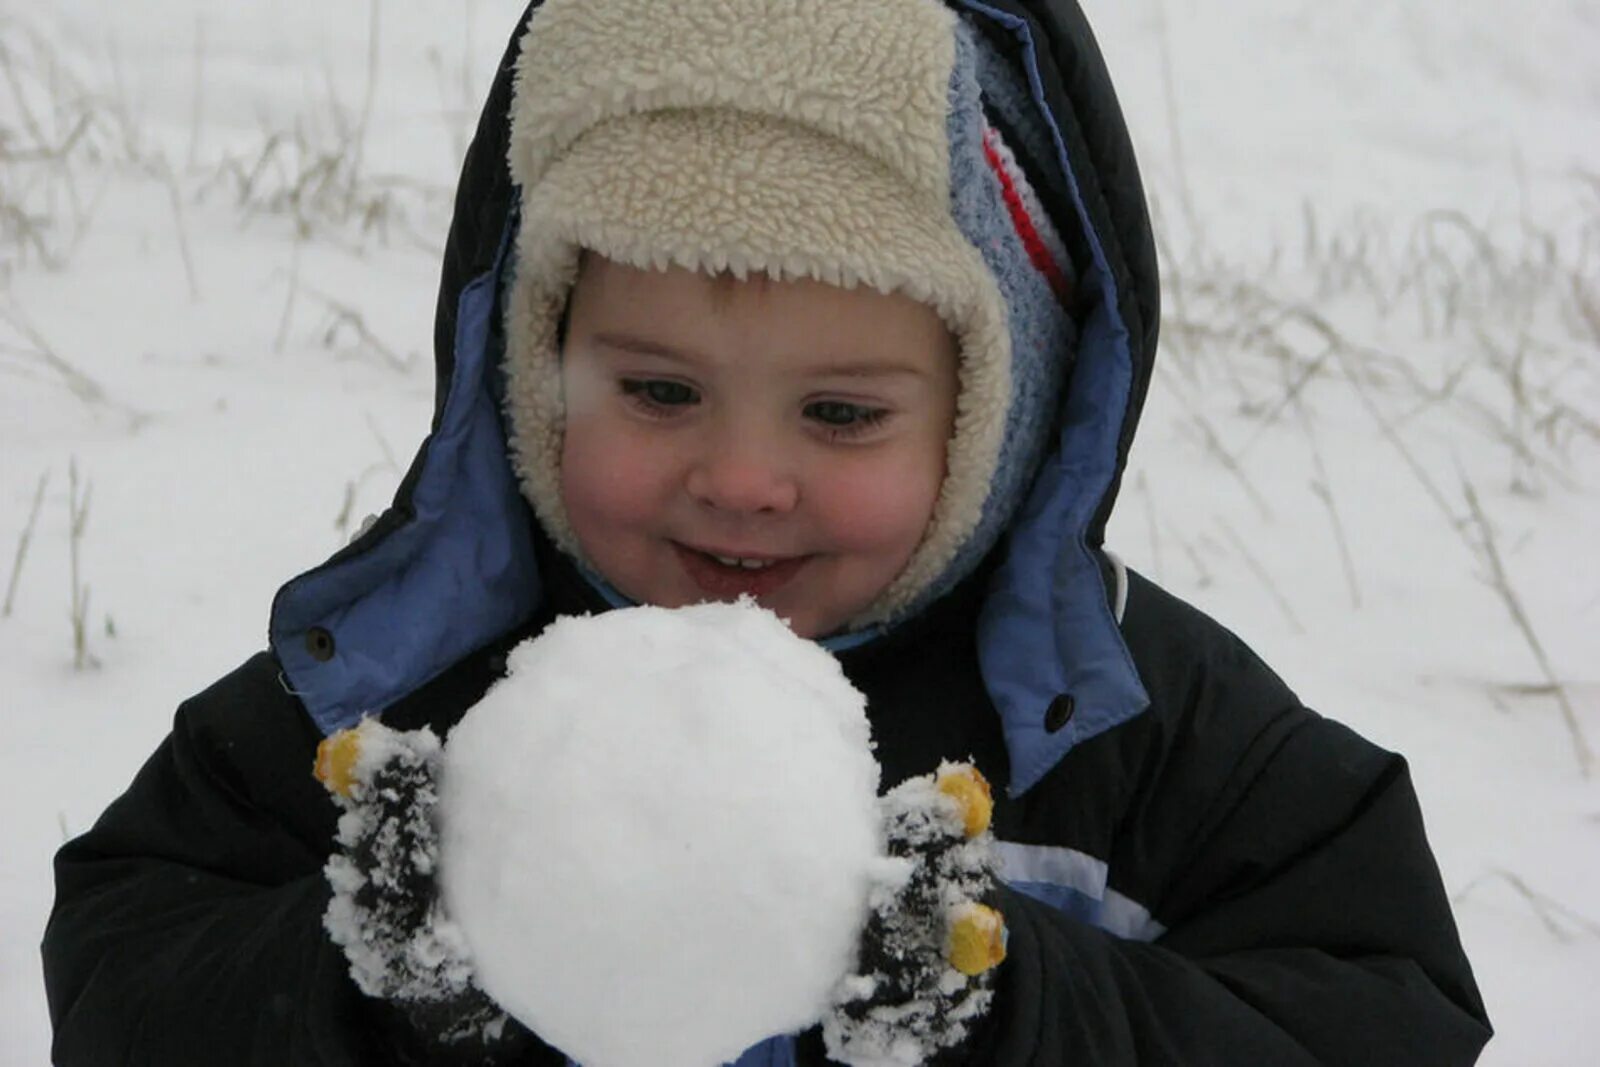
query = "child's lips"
xmin=671 ymin=543 xmax=811 ymax=599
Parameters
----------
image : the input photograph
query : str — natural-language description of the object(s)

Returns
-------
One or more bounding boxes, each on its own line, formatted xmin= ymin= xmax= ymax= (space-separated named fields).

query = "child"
xmin=42 ymin=0 xmax=1491 ymax=1064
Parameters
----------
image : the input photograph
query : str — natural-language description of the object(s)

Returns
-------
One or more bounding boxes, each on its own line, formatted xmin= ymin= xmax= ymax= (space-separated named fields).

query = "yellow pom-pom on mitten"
xmin=314 ymin=728 xmax=365 ymax=798
xmin=936 ymin=764 xmax=994 ymax=838
xmin=947 ymin=901 xmax=1007 ymax=976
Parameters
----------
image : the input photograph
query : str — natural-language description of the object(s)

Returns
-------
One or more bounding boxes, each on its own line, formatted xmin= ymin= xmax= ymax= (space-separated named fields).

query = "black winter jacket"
xmin=42 ymin=1 xmax=1489 ymax=1064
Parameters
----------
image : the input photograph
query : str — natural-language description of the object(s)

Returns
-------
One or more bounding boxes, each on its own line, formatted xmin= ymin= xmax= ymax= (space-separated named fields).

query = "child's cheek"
xmin=560 ymin=420 xmax=676 ymax=537
xmin=812 ymin=450 xmax=945 ymax=554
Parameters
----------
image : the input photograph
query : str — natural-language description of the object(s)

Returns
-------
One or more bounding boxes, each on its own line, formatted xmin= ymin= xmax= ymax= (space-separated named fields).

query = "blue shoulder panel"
xmin=269 ymin=227 xmax=542 ymax=734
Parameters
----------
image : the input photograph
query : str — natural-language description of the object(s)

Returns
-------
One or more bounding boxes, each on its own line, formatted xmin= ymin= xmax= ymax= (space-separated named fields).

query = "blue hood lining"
xmin=958 ymin=0 xmax=1149 ymax=795
xmin=269 ymin=1 xmax=1150 ymax=793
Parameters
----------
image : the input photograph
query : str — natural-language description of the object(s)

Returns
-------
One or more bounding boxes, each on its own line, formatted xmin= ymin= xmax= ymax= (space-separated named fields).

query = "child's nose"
xmin=685 ymin=432 xmax=800 ymax=515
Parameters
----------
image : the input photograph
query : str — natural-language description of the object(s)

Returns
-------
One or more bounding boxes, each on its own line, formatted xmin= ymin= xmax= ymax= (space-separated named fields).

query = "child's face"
xmin=558 ymin=256 xmax=959 ymax=638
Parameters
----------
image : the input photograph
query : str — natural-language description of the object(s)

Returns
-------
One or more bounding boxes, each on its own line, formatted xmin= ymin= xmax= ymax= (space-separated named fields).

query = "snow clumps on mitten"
xmin=317 ymin=719 xmax=509 ymax=1043
xmin=824 ymin=763 xmax=1006 ymax=1067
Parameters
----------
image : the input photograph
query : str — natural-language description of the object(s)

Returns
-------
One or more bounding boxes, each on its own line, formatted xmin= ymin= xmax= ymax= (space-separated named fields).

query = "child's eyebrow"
xmin=800 ymin=361 xmax=931 ymax=381
xmin=589 ymin=332 xmax=932 ymax=380
xmin=590 ymin=333 xmax=698 ymax=362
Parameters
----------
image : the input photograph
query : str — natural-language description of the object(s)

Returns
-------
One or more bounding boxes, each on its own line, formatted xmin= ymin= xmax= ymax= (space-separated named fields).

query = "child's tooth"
xmin=709 ymin=554 xmax=776 ymax=570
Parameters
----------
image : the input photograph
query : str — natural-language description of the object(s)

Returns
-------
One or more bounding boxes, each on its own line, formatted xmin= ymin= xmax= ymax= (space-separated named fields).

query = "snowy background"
xmin=2 ymin=1 xmax=1595 ymax=1063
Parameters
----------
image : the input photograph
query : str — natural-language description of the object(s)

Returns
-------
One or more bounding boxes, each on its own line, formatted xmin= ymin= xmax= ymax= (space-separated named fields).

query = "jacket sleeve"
xmin=40 ymin=654 xmax=555 ymax=1067
xmin=976 ymin=718 xmax=1490 ymax=1065
xmin=963 ymin=580 xmax=1492 ymax=1066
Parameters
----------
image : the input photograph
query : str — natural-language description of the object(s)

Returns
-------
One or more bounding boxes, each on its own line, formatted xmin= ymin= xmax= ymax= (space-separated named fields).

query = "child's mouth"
xmin=672 ymin=543 xmax=810 ymax=599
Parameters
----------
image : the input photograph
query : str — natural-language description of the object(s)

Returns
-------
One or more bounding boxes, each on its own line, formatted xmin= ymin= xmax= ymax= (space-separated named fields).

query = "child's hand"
xmin=824 ymin=764 xmax=1006 ymax=1066
xmin=315 ymin=719 xmax=525 ymax=1051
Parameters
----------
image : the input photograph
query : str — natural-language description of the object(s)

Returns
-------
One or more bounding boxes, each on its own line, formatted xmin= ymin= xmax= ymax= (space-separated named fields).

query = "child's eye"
xmin=619 ymin=378 xmax=699 ymax=414
xmin=804 ymin=400 xmax=890 ymax=439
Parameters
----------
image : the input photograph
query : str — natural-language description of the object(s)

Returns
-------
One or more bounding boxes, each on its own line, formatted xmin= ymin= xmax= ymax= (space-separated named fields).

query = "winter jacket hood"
xmin=268 ymin=0 xmax=1162 ymax=796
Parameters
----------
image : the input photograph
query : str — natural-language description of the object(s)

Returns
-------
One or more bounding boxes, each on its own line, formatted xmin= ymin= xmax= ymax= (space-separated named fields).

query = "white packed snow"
xmin=437 ymin=601 xmax=886 ymax=1067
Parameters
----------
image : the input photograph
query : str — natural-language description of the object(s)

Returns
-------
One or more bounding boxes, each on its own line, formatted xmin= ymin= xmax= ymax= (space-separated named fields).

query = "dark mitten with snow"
xmin=824 ymin=763 xmax=1007 ymax=1066
xmin=316 ymin=719 xmax=528 ymax=1060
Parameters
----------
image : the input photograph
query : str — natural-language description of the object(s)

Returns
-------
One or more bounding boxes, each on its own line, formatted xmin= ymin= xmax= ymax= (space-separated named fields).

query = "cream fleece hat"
xmin=502 ymin=0 xmax=1075 ymax=630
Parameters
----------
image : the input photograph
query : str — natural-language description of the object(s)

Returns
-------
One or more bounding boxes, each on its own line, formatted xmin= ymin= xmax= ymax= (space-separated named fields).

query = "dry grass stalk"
xmin=342 ymin=0 xmax=383 ymax=220
xmin=1293 ymin=397 xmax=1361 ymax=609
xmin=0 ymin=301 xmax=105 ymax=406
xmin=308 ymin=286 xmax=414 ymax=373
xmin=1185 ymin=409 xmax=1272 ymax=520
xmin=67 ymin=458 xmax=98 ymax=671
xmin=1135 ymin=471 xmax=1165 ymax=584
xmin=1216 ymin=517 xmax=1303 ymax=634
xmin=1459 ymin=479 xmax=1593 ymax=778
xmin=157 ymin=157 xmax=201 ymax=300
xmin=3 ymin=469 xmax=49 ymax=617
xmin=274 ymin=218 xmax=306 ymax=354
xmin=333 ymin=411 xmax=401 ymax=536
xmin=1452 ymin=868 xmax=1600 ymax=942
xmin=1165 ymin=521 xmax=1213 ymax=589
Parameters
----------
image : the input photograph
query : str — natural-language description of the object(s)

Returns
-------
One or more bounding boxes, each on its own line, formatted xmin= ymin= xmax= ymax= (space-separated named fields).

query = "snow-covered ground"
xmin=2 ymin=1 xmax=1595 ymax=1063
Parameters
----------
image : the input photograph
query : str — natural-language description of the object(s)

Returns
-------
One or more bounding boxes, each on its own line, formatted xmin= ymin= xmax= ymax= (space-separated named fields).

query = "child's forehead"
xmin=571 ymin=254 xmax=957 ymax=375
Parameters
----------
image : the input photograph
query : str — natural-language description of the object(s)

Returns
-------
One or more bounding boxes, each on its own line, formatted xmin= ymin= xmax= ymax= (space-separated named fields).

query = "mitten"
xmin=315 ymin=719 xmax=528 ymax=1058
xmin=824 ymin=763 xmax=1007 ymax=1066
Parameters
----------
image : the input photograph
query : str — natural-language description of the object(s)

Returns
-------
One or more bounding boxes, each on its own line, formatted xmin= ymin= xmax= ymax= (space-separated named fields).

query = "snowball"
xmin=437 ymin=601 xmax=884 ymax=1067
